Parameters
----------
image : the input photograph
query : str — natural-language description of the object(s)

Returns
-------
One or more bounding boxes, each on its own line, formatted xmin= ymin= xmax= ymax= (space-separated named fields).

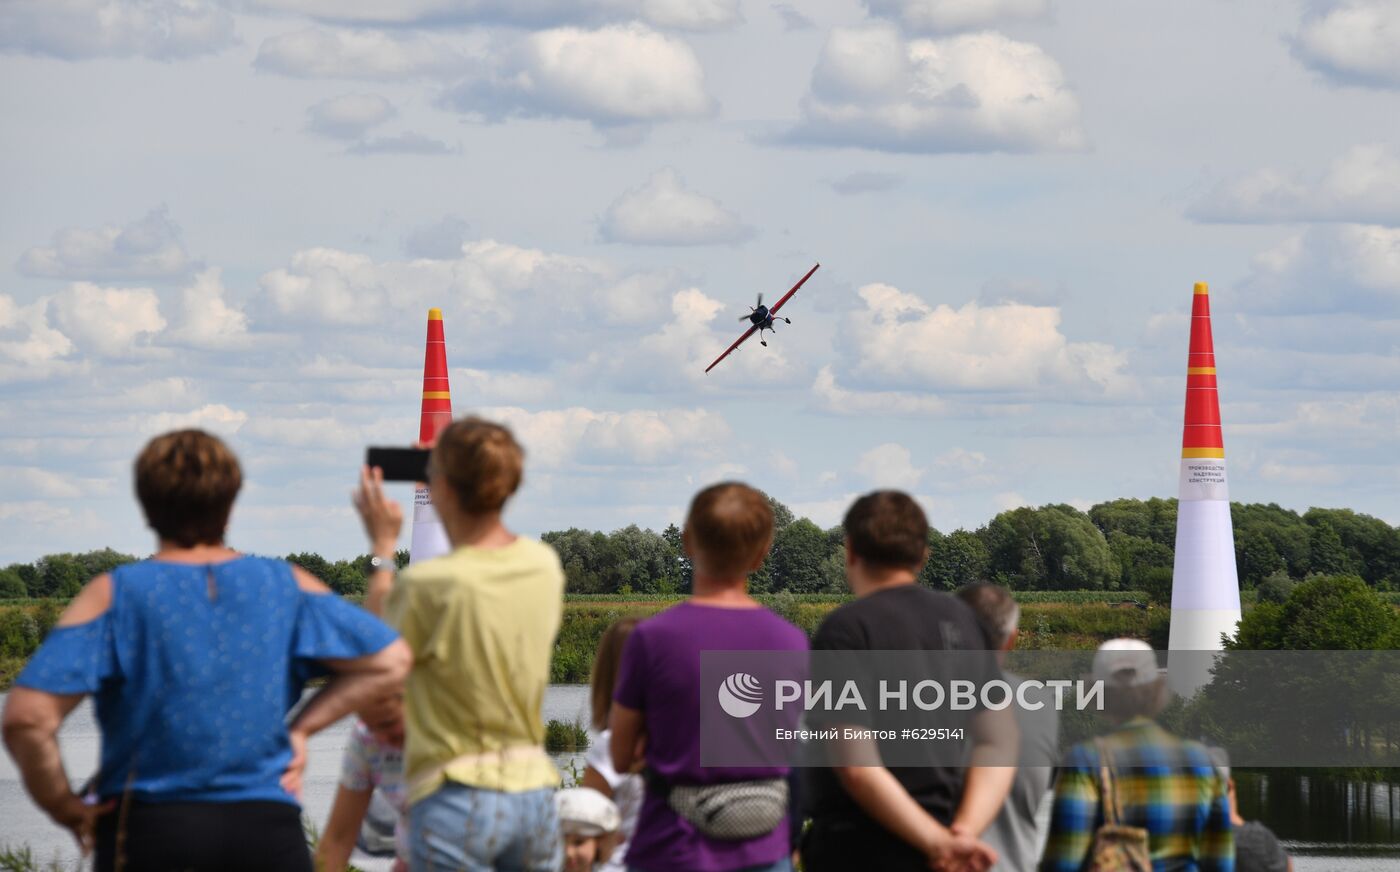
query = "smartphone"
xmin=366 ymin=447 xmax=431 ymax=482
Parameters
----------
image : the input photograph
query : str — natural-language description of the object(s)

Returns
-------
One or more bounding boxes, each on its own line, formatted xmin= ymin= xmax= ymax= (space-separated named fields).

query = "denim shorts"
xmin=408 ymin=783 xmax=561 ymax=872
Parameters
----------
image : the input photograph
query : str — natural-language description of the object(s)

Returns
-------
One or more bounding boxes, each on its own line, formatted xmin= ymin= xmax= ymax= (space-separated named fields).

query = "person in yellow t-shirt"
xmin=355 ymin=416 xmax=566 ymax=872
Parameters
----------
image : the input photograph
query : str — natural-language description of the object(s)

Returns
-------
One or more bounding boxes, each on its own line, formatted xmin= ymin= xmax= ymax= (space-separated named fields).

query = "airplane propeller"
xmin=739 ymin=292 xmax=765 ymax=320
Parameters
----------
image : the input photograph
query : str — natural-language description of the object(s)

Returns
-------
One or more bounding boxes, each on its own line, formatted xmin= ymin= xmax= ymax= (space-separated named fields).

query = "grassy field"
xmin=7 ymin=590 xmax=1397 ymax=690
xmin=550 ymin=595 xmax=1172 ymax=682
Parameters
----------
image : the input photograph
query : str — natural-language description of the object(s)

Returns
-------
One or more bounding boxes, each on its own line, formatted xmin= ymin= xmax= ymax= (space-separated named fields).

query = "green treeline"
xmin=0 ymin=549 xmax=411 ymax=600
xmin=544 ymin=496 xmax=1400 ymax=599
xmin=3 ymin=498 xmax=1400 ymax=601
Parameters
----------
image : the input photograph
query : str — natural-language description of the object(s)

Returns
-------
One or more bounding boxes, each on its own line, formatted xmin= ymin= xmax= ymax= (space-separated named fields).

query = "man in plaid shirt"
xmin=1040 ymin=640 xmax=1234 ymax=872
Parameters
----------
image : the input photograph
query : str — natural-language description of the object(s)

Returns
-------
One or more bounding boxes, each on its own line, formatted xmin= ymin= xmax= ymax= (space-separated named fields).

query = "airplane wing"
xmin=767 ymin=262 xmax=820 ymax=316
xmin=704 ymin=324 xmax=759 ymax=374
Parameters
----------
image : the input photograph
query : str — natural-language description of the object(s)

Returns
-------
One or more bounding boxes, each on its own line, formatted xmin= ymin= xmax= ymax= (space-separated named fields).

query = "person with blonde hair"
xmin=354 ymin=416 xmax=566 ymax=872
xmin=3 ymin=429 xmax=409 ymax=872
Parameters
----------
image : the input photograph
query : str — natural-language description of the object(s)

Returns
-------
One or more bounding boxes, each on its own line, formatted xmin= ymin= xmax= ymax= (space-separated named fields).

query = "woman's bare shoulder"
xmin=57 ymin=574 xmax=113 ymax=626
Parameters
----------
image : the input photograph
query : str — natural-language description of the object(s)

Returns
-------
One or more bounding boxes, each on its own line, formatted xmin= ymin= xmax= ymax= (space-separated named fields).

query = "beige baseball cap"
xmin=1091 ymin=638 xmax=1161 ymax=687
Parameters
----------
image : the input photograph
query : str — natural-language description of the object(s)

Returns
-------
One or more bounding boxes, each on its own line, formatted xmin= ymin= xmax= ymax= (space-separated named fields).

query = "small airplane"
xmin=704 ymin=263 xmax=820 ymax=374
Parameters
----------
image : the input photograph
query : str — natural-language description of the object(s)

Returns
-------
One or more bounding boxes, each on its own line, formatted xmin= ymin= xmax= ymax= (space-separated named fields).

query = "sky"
xmin=1 ymin=0 xmax=1399 ymax=565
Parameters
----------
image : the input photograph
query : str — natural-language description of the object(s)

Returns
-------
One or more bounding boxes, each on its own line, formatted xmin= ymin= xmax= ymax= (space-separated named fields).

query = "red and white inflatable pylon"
xmin=409 ymin=308 xmax=452 ymax=564
xmin=1168 ymin=283 xmax=1243 ymax=694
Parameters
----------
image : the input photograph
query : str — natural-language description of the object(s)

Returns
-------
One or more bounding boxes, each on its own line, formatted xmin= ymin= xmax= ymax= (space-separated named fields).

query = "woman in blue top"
xmin=2 ymin=429 xmax=411 ymax=872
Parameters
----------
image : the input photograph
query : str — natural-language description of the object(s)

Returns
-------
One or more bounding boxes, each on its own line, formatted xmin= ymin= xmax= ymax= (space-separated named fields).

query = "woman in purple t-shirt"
xmin=610 ymin=483 xmax=808 ymax=872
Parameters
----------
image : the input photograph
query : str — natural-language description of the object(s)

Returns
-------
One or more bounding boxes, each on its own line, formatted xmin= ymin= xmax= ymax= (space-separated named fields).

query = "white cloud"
xmin=641 ymin=0 xmax=741 ymax=29
xmin=767 ymin=450 xmax=800 ymax=480
xmin=295 ymin=355 xmax=557 ymax=404
xmin=1234 ymin=393 xmax=1400 ymax=445
xmin=0 ymin=295 xmax=74 ymax=375
xmin=591 ymin=272 xmax=682 ymax=327
xmin=242 ymin=413 xmax=401 ymax=450
xmin=864 ymin=0 xmax=1049 ymax=33
xmin=976 ymin=276 xmax=1065 ymax=307
xmin=440 ymin=23 xmax=716 ymax=130
xmin=0 ymin=0 xmax=235 ymax=61
xmin=790 ymin=491 xmax=957 ymax=530
xmin=50 ymin=283 xmax=166 ymax=357
xmin=166 ymin=268 xmax=250 ymax=348
xmin=932 ymin=447 xmax=987 ymax=475
xmin=788 ymin=25 xmax=1085 ymax=153
xmin=144 ymin=403 xmax=248 ymax=437
xmin=1240 ymin=224 xmax=1400 ymax=314
xmin=257 ymin=240 xmax=671 ymax=350
xmin=255 ymin=27 xmax=467 ymax=80
xmin=1189 ymin=145 xmax=1400 ymax=226
xmin=1292 ymin=0 xmax=1400 ymax=88
xmin=837 ymin=283 xmax=1134 ymax=396
xmin=305 ymin=93 xmax=395 ymax=139
xmin=855 ymin=442 xmax=925 ymax=487
xmin=588 ymin=287 xmax=805 ymax=391
xmin=478 ymin=406 xmax=731 ymax=468
xmin=0 ymin=467 xmax=114 ymax=500
xmin=994 ymin=491 xmax=1029 ymax=511
xmin=0 ymin=501 xmax=88 ymax=527
xmin=17 ymin=207 xmax=194 ymax=281
xmin=810 ymin=365 xmax=948 ymax=416
xmin=260 ymin=247 xmax=458 ymax=327
xmin=600 ymin=169 xmax=752 ymax=246
xmin=846 ymin=444 xmax=997 ymax=496
xmin=787 ymin=494 xmax=860 ymax=528
xmin=244 ymin=0 xmax=741 ymax=31
xmin=111 ymin=377 xmax=203 ymax=409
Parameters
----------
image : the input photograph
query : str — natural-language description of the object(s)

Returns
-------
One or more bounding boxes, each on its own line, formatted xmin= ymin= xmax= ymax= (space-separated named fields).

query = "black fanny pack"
xmin=645 ymin=768 xmax=788 ymax=841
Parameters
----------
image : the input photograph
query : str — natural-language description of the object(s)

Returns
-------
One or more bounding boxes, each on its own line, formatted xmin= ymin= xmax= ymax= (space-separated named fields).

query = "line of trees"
xmin=546 ymin=497 xmax=1400 ymax=600
xmin=3 ymin=497 xmax=1397 ymax=601
xmin=0 ymin=548 xmax=410 ymax=600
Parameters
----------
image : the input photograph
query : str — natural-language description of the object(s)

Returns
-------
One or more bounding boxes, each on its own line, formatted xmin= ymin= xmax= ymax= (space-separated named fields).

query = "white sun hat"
xmin=556 ymin=787 xmax=621 ymax=837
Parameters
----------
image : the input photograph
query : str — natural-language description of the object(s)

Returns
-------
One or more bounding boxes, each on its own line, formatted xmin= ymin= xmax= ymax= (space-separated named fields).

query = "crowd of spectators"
xmin=3 ymin=421 xmax=1288 ymax=872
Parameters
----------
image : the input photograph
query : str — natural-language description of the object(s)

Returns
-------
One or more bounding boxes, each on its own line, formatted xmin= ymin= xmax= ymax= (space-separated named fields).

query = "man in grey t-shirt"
xmin=956 ymin=583 xmax=1060 ymax=872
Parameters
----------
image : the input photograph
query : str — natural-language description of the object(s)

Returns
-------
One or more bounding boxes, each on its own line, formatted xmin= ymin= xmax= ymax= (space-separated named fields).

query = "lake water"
xmin=3 ymin=687 xmax=1397 ymax=870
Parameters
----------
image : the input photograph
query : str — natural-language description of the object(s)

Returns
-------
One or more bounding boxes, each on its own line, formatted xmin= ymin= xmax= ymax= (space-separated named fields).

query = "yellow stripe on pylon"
xmin=422 ymin=391 xmax=451 ymax=399
xmin=1186 ymin=367 xmax=1217 ymax=375
xmin=1181 ymin=447 xmax=1226 ymax=459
